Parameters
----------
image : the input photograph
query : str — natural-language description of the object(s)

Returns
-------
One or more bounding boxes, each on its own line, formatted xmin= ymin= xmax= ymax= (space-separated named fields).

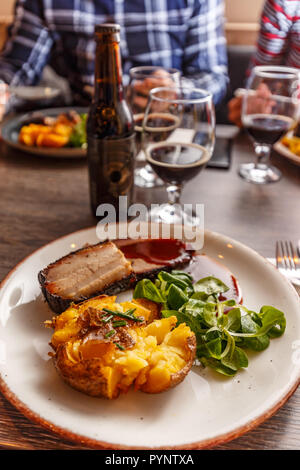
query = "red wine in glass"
xmin=243 ymin=114 xmax=295 ymax=145
xmin=146 ymin=142 xmax=210 ymax=185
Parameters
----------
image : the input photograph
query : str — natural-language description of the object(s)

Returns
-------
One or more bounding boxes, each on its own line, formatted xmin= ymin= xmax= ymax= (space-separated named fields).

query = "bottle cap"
xmin=95 ymin=24 xmax=121 ymax=33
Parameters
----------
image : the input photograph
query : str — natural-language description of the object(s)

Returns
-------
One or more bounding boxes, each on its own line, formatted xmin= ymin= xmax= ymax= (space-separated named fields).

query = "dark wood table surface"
xmin=0 ymin=131 xmax=299 ymax=450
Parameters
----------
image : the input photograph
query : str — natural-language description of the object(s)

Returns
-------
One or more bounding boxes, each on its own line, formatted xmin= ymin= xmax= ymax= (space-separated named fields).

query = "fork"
xmin=276 ymin=241 xmax=300 ymax=286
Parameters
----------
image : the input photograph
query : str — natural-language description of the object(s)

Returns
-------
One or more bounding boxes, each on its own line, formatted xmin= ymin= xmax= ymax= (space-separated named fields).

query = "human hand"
xmin=228 ymin=84 xmax=274 ymax=128
xmin=246 ymin=83 xmax=274 ymax=115
xmin=228 ymin=96 xmax=243 ymax=127
xmin=130 ymin=68 xmax=176 ymax=111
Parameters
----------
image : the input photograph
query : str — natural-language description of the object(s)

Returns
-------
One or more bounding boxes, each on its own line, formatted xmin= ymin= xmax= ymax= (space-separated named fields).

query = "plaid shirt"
xmin=0 ymin=0 xmax=228 ymax=105
xmin=251 ymin=0 xmax=300 ymax=69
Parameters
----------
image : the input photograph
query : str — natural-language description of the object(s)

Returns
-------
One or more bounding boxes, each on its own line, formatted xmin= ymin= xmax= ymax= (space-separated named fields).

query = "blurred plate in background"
xmin=274 ymin=140 xmax=300 ymax=167
xmin=0 ymin=107 xmax=88 ymax=159
xmin=9 ymin=86 xmax=61 ymax=102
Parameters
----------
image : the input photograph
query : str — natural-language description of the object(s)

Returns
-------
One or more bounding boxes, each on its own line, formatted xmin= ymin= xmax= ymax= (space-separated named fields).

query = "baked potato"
xmin=46 ymin=295 xmax=196 ymax=399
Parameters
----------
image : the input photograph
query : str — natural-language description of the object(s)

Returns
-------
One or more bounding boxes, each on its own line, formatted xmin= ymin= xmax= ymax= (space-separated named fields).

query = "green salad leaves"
xmin=133 ymin=271 xmax=286 ymax=376
xmin=69 ymin=113 xmax=87 ymax=148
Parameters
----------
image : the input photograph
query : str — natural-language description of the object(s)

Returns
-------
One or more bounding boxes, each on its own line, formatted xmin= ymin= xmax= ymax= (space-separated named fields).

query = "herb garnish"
xmin=112 ymin=320 xmax=127 ymax=328
xmin=133 ymin=271 xmax=286 ymax=376
xmin=104 ymin=329 xmax=116 ymax=338
xmin=114 ymin=342 xmax=125 ymax=351
xmin=102 ymin=308 xmax=143 ymax=322
xmin=101 ymin=314 xmax=113 ymax=323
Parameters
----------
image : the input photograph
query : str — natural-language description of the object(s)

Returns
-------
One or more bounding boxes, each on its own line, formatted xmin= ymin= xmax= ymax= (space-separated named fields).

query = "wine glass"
xmin=127 ymin=66 xmax=181 ymax=188
xmin=142 ymin=86 xmax=215 ymax=225
xmin=240 ymin=65 xmax=300 ymax=184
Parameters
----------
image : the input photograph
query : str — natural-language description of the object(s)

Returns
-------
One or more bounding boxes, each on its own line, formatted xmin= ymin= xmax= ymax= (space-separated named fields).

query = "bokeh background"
xmin=0 ymin=0 xmax=265 ymax=48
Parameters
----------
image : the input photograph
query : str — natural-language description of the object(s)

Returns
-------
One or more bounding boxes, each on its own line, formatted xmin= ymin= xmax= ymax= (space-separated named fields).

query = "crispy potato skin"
xmin=53 ymin=334 xmax=196 ymax=398
xmin=54 ymin=345 xmax=114 ymax=398
xmin=48 ymin=296 xmax=196 ymax=399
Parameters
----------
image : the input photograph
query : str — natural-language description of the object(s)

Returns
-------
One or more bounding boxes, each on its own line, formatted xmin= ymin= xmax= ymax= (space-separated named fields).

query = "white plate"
xmin=0 ymin=225 xmax=299 ymax=449
xmin=274 ymin=140 xmax=300 ymax=167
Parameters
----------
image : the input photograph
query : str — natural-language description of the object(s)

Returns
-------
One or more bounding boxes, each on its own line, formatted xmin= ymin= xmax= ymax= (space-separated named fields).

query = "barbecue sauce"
xmin=119 ymin=238 xmax=190 ymax=266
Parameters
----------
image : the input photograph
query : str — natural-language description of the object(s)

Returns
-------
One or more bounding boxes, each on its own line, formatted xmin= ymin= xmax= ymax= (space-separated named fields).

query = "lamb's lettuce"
xmin=133 ymin=271 xmax=286 ymax=377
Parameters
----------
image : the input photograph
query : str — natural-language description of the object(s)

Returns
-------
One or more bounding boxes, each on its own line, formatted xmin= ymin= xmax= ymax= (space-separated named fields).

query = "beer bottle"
xmin=87 ymin=23 xmax=135 ymax=217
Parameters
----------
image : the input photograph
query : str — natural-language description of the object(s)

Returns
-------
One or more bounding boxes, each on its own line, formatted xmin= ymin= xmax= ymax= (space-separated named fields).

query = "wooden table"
xmin=0 ymin=132 xmax=299 ymax=450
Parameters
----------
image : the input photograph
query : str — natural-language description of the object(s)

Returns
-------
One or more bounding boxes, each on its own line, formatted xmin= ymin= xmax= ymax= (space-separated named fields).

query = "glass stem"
xmin=166 ymin=184 xmax=182 ymax=205
xmin=254 ymin=143 xmax=271 ymax=168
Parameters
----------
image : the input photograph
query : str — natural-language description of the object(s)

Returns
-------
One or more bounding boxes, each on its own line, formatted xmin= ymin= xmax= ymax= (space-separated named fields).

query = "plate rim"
xmin=0 ymin=106 xmax=88 ymax=159
xmin=274 ymin=141 xmax=300 ymax=167
xmin=9 ymin=86 xmax=61 ymax=102
xmin=0 ymin=224 xmax=299 ymax=450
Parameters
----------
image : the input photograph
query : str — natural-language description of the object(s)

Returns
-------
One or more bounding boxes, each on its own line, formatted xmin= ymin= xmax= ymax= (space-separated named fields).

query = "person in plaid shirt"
xmin=229 ymin=0 xmax=300 ymax=126
xmin=0 ymin=0 xmax=228 ymax=117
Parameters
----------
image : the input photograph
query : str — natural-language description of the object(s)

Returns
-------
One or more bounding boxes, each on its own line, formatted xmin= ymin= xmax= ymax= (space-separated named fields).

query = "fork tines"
xmin=276 ymin=240 xmax=300 ymax=271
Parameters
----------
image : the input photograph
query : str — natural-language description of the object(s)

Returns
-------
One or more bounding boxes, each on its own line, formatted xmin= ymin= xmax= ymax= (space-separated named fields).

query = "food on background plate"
xmin=45 ymin=295 xmax=196 ymax=398
xmin=38 ymin=239 xmax=192 ymax=314
xmin=281 ymin=135 xmax=300 ymax=156
xmin=19 ymin=111 xmax=87 ymax=149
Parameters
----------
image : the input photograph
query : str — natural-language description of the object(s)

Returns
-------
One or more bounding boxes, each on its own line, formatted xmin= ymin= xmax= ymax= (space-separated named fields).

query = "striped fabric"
xmin=0 ymin=0 xmax=228 ymax=105
xmin=251 ymin=0 xmax=300 ymax=69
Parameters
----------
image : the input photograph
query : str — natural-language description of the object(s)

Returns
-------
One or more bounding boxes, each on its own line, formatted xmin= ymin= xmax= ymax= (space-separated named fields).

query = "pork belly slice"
xmin=39 ymin=238 xmax=193 ymax=314
xmin=44 ymin=242 xmax=132 ymax=299
xmin=38 ymin=241 xmax=134 ymax=313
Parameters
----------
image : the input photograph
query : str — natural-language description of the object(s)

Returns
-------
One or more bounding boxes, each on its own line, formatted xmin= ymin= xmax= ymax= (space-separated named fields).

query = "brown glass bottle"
xmin=87 ymin=24 xmax=135 ymax=217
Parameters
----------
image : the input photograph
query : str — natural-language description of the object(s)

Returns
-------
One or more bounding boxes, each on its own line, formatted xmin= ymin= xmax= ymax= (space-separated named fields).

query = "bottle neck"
xmin=94 ymin=40 xmax=124 ymax=105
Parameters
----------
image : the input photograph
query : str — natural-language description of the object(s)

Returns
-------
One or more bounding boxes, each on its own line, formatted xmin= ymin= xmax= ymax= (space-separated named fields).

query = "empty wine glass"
xmin=127 ymin=66 xmax=181 ymax=188
xmin=240 ymin=65 xmax=300 ymax=184
xmin=142 ymin=86 xmax=215 ymax=225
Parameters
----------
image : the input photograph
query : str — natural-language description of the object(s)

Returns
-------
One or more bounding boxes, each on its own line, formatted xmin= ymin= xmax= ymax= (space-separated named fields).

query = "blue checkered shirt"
xmin=0 ymin=0 xmax=228 ymax=105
